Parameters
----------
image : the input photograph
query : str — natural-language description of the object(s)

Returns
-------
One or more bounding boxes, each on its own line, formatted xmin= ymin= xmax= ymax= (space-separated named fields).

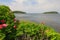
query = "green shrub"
xmin=0 ymin=5 xmax=17 ymax=40
xmin=16 ymin=21 xmax=60 ymax=40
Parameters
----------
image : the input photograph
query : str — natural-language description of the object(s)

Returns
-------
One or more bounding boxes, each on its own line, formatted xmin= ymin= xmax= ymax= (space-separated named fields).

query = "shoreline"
xmin=16 ymin=18 xmax=60 ymax=33
xmin=15 ymin=14 xmax=60 ymax=33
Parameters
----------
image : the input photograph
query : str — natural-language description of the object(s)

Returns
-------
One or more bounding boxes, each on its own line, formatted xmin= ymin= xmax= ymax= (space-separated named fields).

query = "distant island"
xmin=12 ymin=11 xmax=26 ymax=14
xmin=43 ymin=11 xmax=58 ymax=14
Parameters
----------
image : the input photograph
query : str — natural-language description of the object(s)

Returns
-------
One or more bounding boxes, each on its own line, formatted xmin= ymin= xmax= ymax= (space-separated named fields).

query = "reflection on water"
xmin=15 ymin=13 xmax=60 ymax=33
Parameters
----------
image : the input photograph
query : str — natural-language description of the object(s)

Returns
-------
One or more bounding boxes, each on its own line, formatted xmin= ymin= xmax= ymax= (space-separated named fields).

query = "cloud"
xmin=9 ymin=0 xmax=25 ymax=11
xmin=9 ymin=0 xmax=60 ymax=13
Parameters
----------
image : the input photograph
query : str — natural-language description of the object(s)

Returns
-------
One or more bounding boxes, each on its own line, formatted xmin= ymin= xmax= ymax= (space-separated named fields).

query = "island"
xmin=12 ymin=11 xmax=26 ymax=14
xmin=43 ymin=11 xmax=58 ymax=14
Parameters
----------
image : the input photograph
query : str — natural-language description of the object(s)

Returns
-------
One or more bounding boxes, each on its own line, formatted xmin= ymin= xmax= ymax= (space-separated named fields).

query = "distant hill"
xmin=12 ymin=11 xmax=26 ymax=14
xmin=43 ymin=11 xmax=58 ymax=14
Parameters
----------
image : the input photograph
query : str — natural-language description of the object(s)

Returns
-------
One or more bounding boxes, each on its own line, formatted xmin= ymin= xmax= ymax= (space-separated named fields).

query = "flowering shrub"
xmin=0 ymin=5 xmax=17 ymax=40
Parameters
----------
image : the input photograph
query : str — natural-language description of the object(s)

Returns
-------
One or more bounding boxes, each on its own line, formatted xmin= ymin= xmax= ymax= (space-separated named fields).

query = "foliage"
xmin=16 ymin=21 xmax=60 ymax=40
xmin=0 ymin=5 xmax=16 ymax=40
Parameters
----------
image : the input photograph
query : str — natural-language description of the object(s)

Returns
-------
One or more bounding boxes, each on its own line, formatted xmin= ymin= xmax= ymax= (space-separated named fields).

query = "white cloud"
xmin=9 ymin=0 xmax=60 ymax=13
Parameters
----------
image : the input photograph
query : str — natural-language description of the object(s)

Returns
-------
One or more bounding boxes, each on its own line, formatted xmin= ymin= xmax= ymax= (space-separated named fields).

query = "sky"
xmin=0 ymin=0 xmax=60 ymax=13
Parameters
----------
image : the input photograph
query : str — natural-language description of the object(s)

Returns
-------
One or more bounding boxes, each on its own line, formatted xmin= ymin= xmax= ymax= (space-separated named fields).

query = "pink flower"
xmin=1 ymin=20 xmax=5 ymax=23
xmin=13 ymin=25 xmax=16 ymax=29
xmin=14 ymin=21 xmax=16 ymax=23
xmin=0 ymin=25 xmax=3 ymax=30
xmin=14 ymin=18 xmax=16 ymax=21
xmin=41 ymin=21 xmax=45 ymax=25
xmin=2 ymin=24 xmax=8 ymax=28
xmin=14 ymin=18 xmax=16 ymax=23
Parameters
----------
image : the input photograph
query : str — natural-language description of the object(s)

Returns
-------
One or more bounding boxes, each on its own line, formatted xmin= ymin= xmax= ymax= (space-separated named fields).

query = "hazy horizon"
xmin=0 ymin=0 xmax=60 ymax=13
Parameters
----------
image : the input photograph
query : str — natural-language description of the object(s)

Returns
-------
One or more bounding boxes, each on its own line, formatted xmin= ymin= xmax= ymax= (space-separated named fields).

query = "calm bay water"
xmin=15 ymin=13 xmax=60 ymax=33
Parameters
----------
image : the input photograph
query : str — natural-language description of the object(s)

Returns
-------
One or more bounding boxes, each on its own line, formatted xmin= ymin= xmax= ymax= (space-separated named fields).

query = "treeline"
xmin=12 ymin=11 xmax=26 ymax=14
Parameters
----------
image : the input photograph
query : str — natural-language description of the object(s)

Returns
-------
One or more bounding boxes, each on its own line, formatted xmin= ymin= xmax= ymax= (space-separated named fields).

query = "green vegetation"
xmin=43 ymin=11 xmax=58 ymax=14
xmin=0 ymin=5 xmax=16 ymax=40
xmin=13 ymin=11 xmax=26 ymax=14
xmin=16 ymin=21 xmax=60 ymax=40
xmin=0 ymin=5 xmax=60 ymax=40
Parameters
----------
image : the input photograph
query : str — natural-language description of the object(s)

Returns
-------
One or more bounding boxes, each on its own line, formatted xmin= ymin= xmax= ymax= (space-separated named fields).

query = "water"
xmin=15 ymin=13 xmax=60 ymax=33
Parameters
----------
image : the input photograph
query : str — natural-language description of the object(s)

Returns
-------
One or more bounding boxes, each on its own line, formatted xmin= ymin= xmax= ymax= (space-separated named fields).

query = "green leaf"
xmin=16 ymin=31 xmax=23 ymax=36
xmin=0 ymin=33 xmax=5 ymax=40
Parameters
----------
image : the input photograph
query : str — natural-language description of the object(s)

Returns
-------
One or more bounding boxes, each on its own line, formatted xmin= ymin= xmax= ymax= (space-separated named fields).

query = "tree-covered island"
xmin=12 ymin=11 xmax=26 ymax=14
xmin=43 ymin=11 xmax=58 ymax=14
